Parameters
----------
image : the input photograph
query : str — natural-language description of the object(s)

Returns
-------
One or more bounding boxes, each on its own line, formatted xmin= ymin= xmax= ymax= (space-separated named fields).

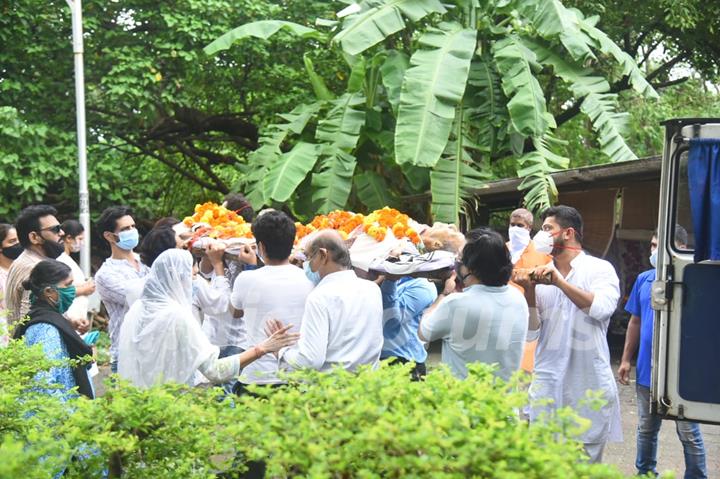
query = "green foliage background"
xmin=0 ymin=338 xmax=630 ymax=478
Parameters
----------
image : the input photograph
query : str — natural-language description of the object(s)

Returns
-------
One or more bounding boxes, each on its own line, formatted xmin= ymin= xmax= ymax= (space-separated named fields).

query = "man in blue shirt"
xmin=619 ymin=226 xmax=707 ymax=478
xmin=379 ymin=275 xmax=438 ymax=380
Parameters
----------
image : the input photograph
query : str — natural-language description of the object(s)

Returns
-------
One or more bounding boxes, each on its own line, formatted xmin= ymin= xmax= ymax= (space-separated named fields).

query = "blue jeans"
xmin=636 ymin=385 xmax=707 ymax=479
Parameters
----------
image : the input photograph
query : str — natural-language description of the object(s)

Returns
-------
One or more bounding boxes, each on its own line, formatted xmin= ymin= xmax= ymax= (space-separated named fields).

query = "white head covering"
xmin=118 ymin=249 xmax=217 ymax=388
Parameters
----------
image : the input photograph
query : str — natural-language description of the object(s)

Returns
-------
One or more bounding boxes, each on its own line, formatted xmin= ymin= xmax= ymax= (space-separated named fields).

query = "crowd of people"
xmin=0 ymin=196 xmax=708 ymax=476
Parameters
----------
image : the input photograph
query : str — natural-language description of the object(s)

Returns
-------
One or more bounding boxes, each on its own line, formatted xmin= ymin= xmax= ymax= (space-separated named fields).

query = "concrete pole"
xmin=67 ymin=0 xmax=91 ymax=277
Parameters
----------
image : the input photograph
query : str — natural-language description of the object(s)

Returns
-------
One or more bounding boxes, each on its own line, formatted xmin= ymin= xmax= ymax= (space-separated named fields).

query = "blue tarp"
xmin=688 ymin=138 xmax=720 ymax=262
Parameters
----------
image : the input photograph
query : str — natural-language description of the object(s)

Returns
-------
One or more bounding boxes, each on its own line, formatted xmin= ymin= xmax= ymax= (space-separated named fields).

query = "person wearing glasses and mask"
xmin=13 ymin=260 xmax=94 ymax=400
xmin=95 ymin=206 xmax=148 ymax=373
xmin=55 ymin=220 xmax=95 ymax=333
xmin=5 ymin=205 xmax=67 ymax=326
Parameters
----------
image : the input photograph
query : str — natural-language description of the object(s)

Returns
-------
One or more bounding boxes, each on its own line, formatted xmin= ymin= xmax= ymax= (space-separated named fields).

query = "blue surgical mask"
xmin=303 ymin=261 xmax=321 ymax=285
xmin=116 ymin=229 xmax=139 ymax=251
xmin=649 ymin=249 xmax=658 ymax=268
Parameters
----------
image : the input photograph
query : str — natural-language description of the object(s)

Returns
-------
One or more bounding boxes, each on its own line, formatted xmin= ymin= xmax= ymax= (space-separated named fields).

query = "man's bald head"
xmin=308 ymin=230 xmax=352 ymax=269
xmin=509 ymin=208 xmax=533 ymax=231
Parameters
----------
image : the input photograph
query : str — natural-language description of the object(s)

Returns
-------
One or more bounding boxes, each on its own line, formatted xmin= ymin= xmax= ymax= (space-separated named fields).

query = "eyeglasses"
xmin=41 ymin=224 xmax=63 ymax=235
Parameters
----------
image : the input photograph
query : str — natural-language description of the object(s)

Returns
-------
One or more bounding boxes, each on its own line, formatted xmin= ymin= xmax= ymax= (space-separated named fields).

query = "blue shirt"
xmin=624 ymin=269 xmax=656 ymax=387
xmin=380 ymin=277 xmax=437 ymax=363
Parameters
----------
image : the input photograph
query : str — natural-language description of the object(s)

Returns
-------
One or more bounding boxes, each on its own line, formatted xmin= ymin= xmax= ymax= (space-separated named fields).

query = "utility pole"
xmin=67 ymin=0 xmax=91 ymax=277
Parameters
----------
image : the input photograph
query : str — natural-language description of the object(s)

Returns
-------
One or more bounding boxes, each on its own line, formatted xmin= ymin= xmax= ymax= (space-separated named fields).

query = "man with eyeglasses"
xmin=6 ymin=205 xmax=92 ymax=331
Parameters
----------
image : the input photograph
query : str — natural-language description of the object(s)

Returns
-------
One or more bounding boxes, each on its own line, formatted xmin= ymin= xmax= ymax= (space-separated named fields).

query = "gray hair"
xmin=510 ymin=208 xmax=534 ymax=228
xmin=308 ymin=231 xmax=352 ymax=269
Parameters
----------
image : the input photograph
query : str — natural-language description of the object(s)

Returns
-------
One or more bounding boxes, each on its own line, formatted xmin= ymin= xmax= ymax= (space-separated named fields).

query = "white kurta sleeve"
xmin=587 ymin=261 xmax=620 ymax=322
xmin=279 ymin=295 xmax=329 ymax=371
xmin=197 ymin=352 xmax=241 ymax=383
xmin=193 ymin=275 xmax=231 ymax=317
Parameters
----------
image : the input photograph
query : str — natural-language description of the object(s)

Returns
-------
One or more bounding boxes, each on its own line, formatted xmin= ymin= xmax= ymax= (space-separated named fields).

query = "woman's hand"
xmin=258 ymin=322 xmax=299 ymax=355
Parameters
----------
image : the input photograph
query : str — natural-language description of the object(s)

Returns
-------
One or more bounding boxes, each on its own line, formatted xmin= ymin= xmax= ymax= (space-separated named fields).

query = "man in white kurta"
xmin=277 ymin=231 xmax=384 ymax=372
xmin=515 ymin=205 xmax=621 ymax=463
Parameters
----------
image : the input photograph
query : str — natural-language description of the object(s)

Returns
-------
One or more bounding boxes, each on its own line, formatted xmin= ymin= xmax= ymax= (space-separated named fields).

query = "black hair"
xmin=139 ymin=226 xmax=177 ymax=267
xmin=96 ymin=205 xmax=133 ymax=240
xmin=224 ymin=193 xmax=255 ymax=223
xmin=653 ymin=224 xmax=689 ymax=247
xmin=308 ymin=232 xmax=352 ymax=269
xmin=540 ymin=205 xmax=584 ymax=244
xmin=461 ymin=228 xmax=513 ymax=287
xmin=0 ymin=223 xmax=14 ymax=244
xmin=60 ymin=219 xmax=84 ymax=238
xmin=154 ymin=217 xmax=180 ymax=229
xmin=251 ymin=211 xmax=296 ymax=261
xmin=15 ymin=205 xmax=58 ymax=248
xmin=22 ymin=260 xmax=72 ymax=299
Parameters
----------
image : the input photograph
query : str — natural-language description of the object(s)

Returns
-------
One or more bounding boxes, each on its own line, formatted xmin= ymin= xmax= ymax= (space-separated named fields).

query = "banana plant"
xmin=205 ymin=0 xmax=657 ymax=223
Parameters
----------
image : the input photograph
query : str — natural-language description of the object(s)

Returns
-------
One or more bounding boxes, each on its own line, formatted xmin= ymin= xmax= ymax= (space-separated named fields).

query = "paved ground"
xmin=427 ymin=341 xmax=719 ymax=477
xmin=605 ymin=353 xmax=720 ymax=477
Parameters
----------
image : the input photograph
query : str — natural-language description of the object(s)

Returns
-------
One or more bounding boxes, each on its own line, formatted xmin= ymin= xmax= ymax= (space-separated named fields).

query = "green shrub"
xmin=1 ymin=339 xmax=630 ymax=478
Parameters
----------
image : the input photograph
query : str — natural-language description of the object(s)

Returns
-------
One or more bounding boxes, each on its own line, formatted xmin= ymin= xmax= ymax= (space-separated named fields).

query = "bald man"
xmin=276 ymin=231 xmax=384 ymax=372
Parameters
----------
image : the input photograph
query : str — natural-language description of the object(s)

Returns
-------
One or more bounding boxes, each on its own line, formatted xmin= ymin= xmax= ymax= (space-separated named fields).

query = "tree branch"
xmin=651 ymin=76 xmax=690 ymax=89
xmin=645 ymin=51 xmax=689 ymax=82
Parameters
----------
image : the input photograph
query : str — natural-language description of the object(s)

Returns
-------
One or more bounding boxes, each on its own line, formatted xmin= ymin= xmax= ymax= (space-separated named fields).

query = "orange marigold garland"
xmin=362 ymin=207 xmax=420 ymax=244
xmin=182 ymin=202 xmax=253 ymax=240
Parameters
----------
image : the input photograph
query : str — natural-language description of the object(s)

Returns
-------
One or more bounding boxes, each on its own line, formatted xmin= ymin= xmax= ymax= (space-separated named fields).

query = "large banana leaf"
xmin=430 ymin=141 xmax=488 ymax=224
xmin=576 ymin=13 xmax=659 ymax=99
xmin=380 ymin=51 xmax=410 ymax=116
xmin=519 ymin=37 xmax=609 ymax=97
xmin=263 ymin=142 xmax=322 ymax=203
xmin=316 ymin=93 xmax=366 ymax=150
xmin=311 ymin=92 xmax=366 ymax=212
xmin=519 ymin=0 xmax=595 ymax=62
xmin=355 ymin=171 xmax=394 ymax=211
xmin=204 ymin=21 xmax=322 ymax=55
xmin=493 ymin=36 xmax=551 ymax=139
xmin=394 ymin=22 xmax=476 ymax=168
xmin=466 ymin=57 xmax=508 ymax=155
xmin=581 ymin=93 xmax=637 ymax=163
xmin=333 ymin=0 xmax=447 ymax=56
xmin=243 ymin=103 xmax=321 ymax=207
xmin=312 ymin=147 xmax=358 ymax=213
xmin=516 ymin=134 xmax=569 ymax=212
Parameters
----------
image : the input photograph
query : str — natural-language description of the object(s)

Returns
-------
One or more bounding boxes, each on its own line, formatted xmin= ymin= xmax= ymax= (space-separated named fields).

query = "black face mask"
xmin=0 ymin=243 xmax=23 ymax=260
xmin=41 ymin=238 xmax=65 ymax=259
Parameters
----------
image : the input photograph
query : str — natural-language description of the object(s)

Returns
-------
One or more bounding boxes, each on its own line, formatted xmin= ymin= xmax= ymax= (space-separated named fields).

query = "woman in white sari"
xmin=118 ymin=249 xmax=297 ymax=388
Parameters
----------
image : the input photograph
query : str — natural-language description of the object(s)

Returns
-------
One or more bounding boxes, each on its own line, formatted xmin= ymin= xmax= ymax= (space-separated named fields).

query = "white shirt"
xmin=279 ymin=270 xmax=383 ymax=373
xmin=230 ymin=264 xmax=313 ymax=384
xmin=528 ymin=251 xmax=622 ymax=444
xmin=57 ymin=253 xmax=89 ymax=324
xmin=420 ymin=284 xmax=528 ymax=381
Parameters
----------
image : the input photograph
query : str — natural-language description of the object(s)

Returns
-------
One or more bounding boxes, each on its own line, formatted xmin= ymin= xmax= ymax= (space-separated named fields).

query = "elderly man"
xmin=6 ymin=205 xmax=90 ymax=331
xmin=514 ymin=205 xmax=621 ymax=464
xmin=506 ymin=208 xmax=551 ymax=373
xmin=274 ymin=230 xmax=383 ymax=372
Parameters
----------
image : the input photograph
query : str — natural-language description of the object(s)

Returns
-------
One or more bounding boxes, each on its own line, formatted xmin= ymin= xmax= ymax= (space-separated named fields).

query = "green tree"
xmin=0 ymin=0 xmax=333 ymax=220
xmin=208 ymin=0 xmax=658 ymax=223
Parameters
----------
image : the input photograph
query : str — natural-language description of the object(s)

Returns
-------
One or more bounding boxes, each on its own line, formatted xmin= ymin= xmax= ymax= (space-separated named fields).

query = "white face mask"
xmin=649 ymin=249 xmax=658 ymax=268
xmin=508 ymin=226 xmax=530 ymax=262
xmin=533 ymin=230 xmax=554 ymax=255
xmin=70 ymin=239 xmax=83 ymax=253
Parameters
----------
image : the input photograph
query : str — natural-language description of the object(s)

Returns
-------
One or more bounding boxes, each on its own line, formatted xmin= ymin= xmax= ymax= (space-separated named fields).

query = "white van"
xmin=652 ymin=118 xmax=720 ymax=424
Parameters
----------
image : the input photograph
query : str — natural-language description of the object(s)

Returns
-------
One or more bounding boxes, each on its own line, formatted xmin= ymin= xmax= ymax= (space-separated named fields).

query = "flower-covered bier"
xmin=182 ymin=202 xmax=253 ymax=240
xmin=295 ymin=210 xmax=365 ymax=243
xmin=362 ymin=207 xmax=420 ymax=244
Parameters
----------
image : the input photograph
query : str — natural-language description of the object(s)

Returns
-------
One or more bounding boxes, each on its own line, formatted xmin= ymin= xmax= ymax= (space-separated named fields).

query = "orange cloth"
xmin=508 ymin=241 xmax=552 ymax=373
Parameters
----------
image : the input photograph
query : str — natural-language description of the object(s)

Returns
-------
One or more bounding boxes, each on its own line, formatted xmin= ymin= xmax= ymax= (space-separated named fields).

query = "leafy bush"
xmin=1 ymin=339 xmax=628 ymax=478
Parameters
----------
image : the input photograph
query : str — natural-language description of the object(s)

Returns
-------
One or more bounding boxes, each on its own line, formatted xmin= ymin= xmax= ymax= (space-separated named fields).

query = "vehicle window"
xmin=672 ymin=150 xmax=695 ymax=252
